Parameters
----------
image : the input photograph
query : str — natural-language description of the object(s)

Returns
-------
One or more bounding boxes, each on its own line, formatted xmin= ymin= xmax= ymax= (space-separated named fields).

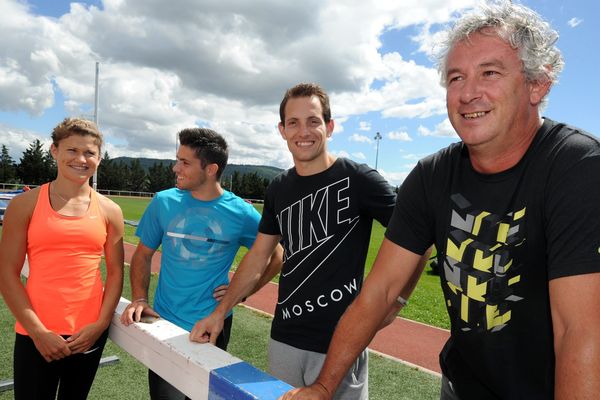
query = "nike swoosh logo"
xmin=278 ymin=217 xmax=360 ymax=305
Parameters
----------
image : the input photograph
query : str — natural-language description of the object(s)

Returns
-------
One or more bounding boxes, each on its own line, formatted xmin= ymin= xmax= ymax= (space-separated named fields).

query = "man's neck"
xmin=295 ymin=153 xmax=337 ymax=176
xmin=190 ymin=182 xmax=223 ymax=201
xmin=469 ymin=117 xmax=543 ymax=174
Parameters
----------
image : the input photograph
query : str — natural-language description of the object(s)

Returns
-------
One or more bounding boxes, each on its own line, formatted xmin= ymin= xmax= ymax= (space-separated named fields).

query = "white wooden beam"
xmin=110 ymin=298 xmax=292 ymax=399
xmin=20 ymin=260 xmax=292 ymax=399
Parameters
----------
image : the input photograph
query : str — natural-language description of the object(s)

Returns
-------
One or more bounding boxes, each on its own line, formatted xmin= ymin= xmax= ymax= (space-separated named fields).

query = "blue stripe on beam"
xmin=208 ymin=361 xmax=293 ymax=400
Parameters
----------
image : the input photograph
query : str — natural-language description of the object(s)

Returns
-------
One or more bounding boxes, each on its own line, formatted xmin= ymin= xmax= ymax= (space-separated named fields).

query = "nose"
xmin=172 ymin=161 xmax=180 ymax=173
xmin=459 ymin=77 xmax=482 ymax=104
xmin=299 ymin=122 xmax=311 ymax=136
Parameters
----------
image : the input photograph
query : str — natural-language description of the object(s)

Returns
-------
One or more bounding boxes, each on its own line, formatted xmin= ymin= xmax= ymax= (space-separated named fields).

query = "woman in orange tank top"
xmin=0 ymin=118 xmax=124 ymax=400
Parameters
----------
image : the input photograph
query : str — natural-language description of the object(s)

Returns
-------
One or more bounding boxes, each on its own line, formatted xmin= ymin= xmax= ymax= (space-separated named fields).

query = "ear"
xmin=50 ymin=144 xmax=58 ymax=160
xmin=529 ymin=79 xmax=551 ymax=106
xmin=278 ymin=122 xmax=286 ymax=140
xmin=529 ymin=67 xmax=552 ymax=106
xmin=205 ymin=163 xmax=219 ymax=178
xmin=326 ymin=119 xmax=335 ymax=138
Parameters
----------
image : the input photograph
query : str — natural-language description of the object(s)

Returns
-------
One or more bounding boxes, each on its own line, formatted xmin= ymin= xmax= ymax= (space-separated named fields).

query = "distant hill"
xmin=112 ymin=157 xmax=284 ymax=181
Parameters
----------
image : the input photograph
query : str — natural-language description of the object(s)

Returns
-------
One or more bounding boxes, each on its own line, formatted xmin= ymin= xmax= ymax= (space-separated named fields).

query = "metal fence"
xmin=0 ymin=183 xmax=154 ymax=198
xmin=0 ymin=183 xmax=265 ymax=202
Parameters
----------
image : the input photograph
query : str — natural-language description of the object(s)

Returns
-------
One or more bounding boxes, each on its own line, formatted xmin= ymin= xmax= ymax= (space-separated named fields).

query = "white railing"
xmin=15 ymin=260 xmax=292 ymax=399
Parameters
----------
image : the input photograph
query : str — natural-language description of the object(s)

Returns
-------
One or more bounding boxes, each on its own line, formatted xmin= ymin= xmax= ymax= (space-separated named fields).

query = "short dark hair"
xmin=178 ymin=128 xmax=228 ymax=179
xmin=279 ymin=83 xmax=331 ymax=126
xmin=52 ymin=117 xmax=103 ymax=152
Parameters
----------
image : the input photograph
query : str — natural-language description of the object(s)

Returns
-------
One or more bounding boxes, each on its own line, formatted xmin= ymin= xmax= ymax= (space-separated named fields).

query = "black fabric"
xmin=13 ymin=329 xmax=109 ymax=400
xmin=386 ymin=118 xmax=600 ymax=399
xmin=259 ymin=158 xmax=396 ymax=353
xmin=147 ymin=315 xmax=232 ymax=400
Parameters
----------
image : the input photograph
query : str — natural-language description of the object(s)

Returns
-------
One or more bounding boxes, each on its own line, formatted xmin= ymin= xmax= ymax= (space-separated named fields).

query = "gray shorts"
xmin=268 ymin=338 xmax=368 ymax=400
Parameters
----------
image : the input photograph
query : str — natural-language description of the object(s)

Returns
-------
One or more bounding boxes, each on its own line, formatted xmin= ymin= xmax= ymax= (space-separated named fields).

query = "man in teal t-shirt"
xmin=120 ymin=127 xmax=283 ymax=400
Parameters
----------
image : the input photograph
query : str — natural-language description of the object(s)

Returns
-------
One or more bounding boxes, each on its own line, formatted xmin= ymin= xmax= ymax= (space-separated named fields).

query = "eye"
xmin=483 ymin=70 xmax=500 ymax=77
xmin=447 ymin=75 xmax=463 ymax=84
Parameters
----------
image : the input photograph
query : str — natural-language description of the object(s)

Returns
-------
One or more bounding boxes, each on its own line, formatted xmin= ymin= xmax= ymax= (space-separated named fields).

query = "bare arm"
xmin=246 ymin=243 xmax=284 ymax=297
xmin=98 ymin=198 xmax=125 ymax=327
xmin=281 ymin=239 xmax=425 ymax=399
xmin=190 ymin=233 xmax=281 ymax=343
xmin=120 ymin=241 xmax=160 ymax=325
xmin=378 ymin=245 xmax=432 ymax=329
xmin=212 ymin=243 xmax=283 ymax=302
xmin=0 ymin=190 xmax=72 ymax=361
xmin=550 ymin=272 xmax=600 ymax=399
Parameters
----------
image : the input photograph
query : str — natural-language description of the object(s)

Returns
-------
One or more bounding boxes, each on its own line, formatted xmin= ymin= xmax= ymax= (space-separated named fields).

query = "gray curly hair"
xmin=437 ymin=1 xmax=564 ymax=89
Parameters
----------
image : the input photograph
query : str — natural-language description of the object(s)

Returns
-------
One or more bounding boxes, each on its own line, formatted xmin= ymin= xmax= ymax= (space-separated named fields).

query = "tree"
xmin=147 ymin=161 xmax=175 ymax=193
xmin=98 ymin=151 xmax=120 ymax=190
xmin=242 ymin=172 xmax=269 ymax=200
xmin=0 ymin=145 xmax=17 ymax=183
xmin=127 ymin=159 xmax=148 ymax=192
xmin=17 ymin=139 xmax=55 ymax=185
xmin=111 ymin=160 xmax=130 ymax=190
xmin=229 ymin=172 xmax=269 ymax=200
xmin=231 ymin=171 xmax=241 ymax=193
xmin=43 ymin=148 xmax=57 ymax=182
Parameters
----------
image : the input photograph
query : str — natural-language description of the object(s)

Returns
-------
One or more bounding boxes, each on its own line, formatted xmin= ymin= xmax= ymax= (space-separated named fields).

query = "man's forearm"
xmin=214 ymin=250 xmax=272 ymax=317
xmin=247 ymin=245 xmax=283 ymax=297
xmin=129 ymin=254 xmax=152 ymax=300
xmin=555 ymin=331 xmax=600 ymax=399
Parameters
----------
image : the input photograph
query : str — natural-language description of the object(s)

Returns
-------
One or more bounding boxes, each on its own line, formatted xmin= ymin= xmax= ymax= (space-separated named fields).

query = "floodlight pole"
xmin=374 ymin=131 xmax=382 ymax=170
xmin=93 ymin=61 xmax=99 ymax=190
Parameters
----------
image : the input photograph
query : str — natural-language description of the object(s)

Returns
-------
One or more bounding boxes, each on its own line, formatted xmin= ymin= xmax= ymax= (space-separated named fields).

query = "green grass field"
xmin=0 ymin=195 xmax=446 ymax=399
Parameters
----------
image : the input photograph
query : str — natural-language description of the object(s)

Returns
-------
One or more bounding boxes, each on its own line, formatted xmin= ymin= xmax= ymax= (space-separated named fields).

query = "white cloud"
xmin=333 ymin=116 xmax=348 ymax=134
xmin=0 ymin=124 xmax=53 ymax=160
xmin=403 ymin=153 xmax=424 ymax=161
xmin=418 ymin=118 xmax=458 ymax=138
xmin=0 ymin=0 xmax=478 ymax=166
xmin=567 ymin=17 xmax=583 ymax=28
xmin=349 ymin=133 xmax=372 ymax=143
xmin=378 ymin=169 xmax=411 ymax=187
xmin=388 ymin=130 xmax=412 ymax=141
xmin=352 ymin=152 xmax=366 ymax=160
xmin=331 ymin=150 xmax=350 ymax=158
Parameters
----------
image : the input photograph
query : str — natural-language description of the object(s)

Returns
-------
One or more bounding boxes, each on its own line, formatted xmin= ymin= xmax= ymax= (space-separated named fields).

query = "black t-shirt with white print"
xmin=386 ymin=118 xmax=600 ymax=399
xmin=260 ymin=158 xmax=396 ymax=354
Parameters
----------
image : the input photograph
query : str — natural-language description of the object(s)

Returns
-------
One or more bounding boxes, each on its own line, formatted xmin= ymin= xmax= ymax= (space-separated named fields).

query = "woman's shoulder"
xmin=7 ymin=187 xmax=40 ymax=213
xmin=96 ymin=192 xmax=124 ymax=222
xmin=2 ymin=187 xmax=41 ymax=228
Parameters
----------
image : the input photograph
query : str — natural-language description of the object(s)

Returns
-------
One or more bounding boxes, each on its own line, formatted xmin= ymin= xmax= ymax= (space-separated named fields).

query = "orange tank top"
xmin=16 ymin=183 xmax=108 ymax=336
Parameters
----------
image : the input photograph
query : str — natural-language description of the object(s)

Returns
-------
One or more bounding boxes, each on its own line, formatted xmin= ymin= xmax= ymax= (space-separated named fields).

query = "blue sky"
xmin=0 ymin=0 xmax=597 ymax=186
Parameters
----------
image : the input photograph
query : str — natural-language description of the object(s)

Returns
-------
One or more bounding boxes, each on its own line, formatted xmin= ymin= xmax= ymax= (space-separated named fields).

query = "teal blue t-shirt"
xmin=136 ymin=188 xmax=260 ymax=331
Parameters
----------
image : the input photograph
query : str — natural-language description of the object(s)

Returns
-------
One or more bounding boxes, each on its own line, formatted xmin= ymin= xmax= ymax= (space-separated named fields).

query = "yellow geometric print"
xmin=443 ymin=194 xmax=526 ymax=332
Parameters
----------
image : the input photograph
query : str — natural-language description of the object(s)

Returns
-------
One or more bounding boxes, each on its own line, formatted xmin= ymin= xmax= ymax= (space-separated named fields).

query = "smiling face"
xmin=278 ymin=95 xmax=334 ymax=174
xmin=51 ymin=134 xmax=100 ymax=183
xmin=445 ymin=30 xmax=549 ymax=161
xmin=172 ymin=144 xmax=208 ymax=192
